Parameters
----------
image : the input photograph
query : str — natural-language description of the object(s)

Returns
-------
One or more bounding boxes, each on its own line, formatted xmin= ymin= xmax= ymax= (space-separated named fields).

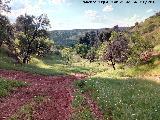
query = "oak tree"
xmin=15 ymin=14 xmax=51 ymax=63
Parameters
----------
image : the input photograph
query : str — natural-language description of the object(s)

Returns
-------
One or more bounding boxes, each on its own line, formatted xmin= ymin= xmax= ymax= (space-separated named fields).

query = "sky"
xmin=2 ymin=0 xmax=160 ymax=30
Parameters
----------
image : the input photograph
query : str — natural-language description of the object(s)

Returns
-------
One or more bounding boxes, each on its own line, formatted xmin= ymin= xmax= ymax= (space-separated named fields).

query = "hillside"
xmin=49 ymin=27 xmax=129 ymax=46
xmin=49 ymin=29 xmax=96 ymax=46
xmin=131 ymin=13 xmax=160 ymax=46
xmin=131 ymin=13 xmax=160 ymax=34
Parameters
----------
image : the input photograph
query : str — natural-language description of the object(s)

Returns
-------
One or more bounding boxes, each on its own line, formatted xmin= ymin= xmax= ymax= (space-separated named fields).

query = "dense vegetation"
xmin=71 ymin=14 xmax=160 ymax=69
xmin=0 ymin=1 xmax=54 ymax=64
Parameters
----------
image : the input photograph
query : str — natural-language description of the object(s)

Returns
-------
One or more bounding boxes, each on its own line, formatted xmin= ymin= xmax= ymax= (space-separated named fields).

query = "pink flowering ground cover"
xmin=0 ymin=69 xmax=103 ymax=120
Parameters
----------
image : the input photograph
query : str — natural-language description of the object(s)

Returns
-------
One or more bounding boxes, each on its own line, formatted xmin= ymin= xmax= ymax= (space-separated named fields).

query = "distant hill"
xmin=49 ymin=27 xmax=129 ymax=46
xmin=49 ymin=29 xmax=98 ymax=46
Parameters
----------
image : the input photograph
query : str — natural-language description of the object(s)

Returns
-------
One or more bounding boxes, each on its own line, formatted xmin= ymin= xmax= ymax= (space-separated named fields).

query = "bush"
xmin=53 ymin=50 xmax=61 ymax=56
xmin=61 ymin=47 xmax=74 ymax=65
xmin=75 ymin=44 xmax=89 ymax=58
xmin=127 ymin=32 xmax=154 ymax=65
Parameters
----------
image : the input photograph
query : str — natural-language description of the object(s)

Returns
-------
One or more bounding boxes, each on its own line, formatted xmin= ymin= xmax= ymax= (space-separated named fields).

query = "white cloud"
xmin=66 ymin=2 xmax=72 ymax=7
xmin=118 ymin=14 xmax=146 ymax=26
xmin=146 ymin=9 xmax=153 ymax=13
xmin=85 ymin=10 xmax=97 ymax=17
xmin=103 ymin=5 xmax=113 ymax=12
xmin=125 ymin=14 xmax=144 ymax=22
xmin=85 ymin=13 xmax=147 ymax=28
xmin=51 ymin=0 xmax=65 ymax=4
xmin=2 ymin=0 xmax=47 ymax=23
xmin=51 ymin=20 xmax=107 ymax=30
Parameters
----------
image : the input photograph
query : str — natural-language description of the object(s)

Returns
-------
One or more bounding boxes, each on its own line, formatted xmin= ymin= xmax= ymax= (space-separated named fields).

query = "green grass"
xmin=93 ymin=61 xmax=160 ymax=79
xmin=1 ymin=47 xmax=159 ymax=78
xmin=75 ymin=78 xmax=160 ymax=120
xmin=10 ymin=103 xmax=34 ymax=120
xmin=9 ymin=95 xmax=46 ymax=120
xmin=0 ymin=77 xmax=27 ymax=97
xmin=33 ymin=95 xmax=45 ymax=104
xmin=71 ymin=90 xmax=94 ymax=120
xmin=17 ymin=104 xmax=33 ymax=120
xmin=154 ymin=44 xmax=160 ymax=52
xmin=0 ymin=49 xmax=97 ymax=76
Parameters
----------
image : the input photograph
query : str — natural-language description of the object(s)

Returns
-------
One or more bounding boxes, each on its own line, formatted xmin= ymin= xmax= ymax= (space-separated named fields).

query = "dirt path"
xmin=0 ymin=69 xmax=87 ymax=120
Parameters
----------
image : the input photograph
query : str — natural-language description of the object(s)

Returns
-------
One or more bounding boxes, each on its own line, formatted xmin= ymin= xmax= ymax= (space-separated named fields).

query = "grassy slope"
xmin=73 ymin=53 xmax=160 ymax=120
xmin=72 ymin=15 xmax=160 ymax=119
xmin=71 ymin=90 xmax=94 ymax=120
xmin=1 ymin=46 xmax=159 ymax=77
xmin=72 ymin=57 xmax=160 ymax=119
xmin=0 ymin=48 xmax=99 ymax=76
xmin=132 ymin=14 xmax=160 ymax=47
xmin=132 ymin=14 xmax=160 ymax=34
xmin=0 ymin=77 xmax=27 ymax=97
xmin=75 ymin=78 xmax=160 ymax=120
xmin=72 ymin=45 xmax=160 ymax=120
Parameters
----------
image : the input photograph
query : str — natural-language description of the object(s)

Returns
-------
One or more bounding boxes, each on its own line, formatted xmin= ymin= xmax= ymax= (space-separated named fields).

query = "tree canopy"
xmin=15 ymin=14 xmax=52 ymax=63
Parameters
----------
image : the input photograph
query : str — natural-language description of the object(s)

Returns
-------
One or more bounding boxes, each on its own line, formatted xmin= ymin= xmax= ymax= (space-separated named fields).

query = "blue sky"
xmin=3 ymin=0 xmax=160 ymax=30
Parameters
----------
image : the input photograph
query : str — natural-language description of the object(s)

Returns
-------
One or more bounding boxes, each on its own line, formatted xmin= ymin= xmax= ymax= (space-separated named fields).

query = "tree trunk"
xmin=23 ymin=56 xmax=29 ymax=64
xmin=111 ymin=59 xmax=116 ymax=70
xmin=0 ymin=41 xmax=3 ymax=47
